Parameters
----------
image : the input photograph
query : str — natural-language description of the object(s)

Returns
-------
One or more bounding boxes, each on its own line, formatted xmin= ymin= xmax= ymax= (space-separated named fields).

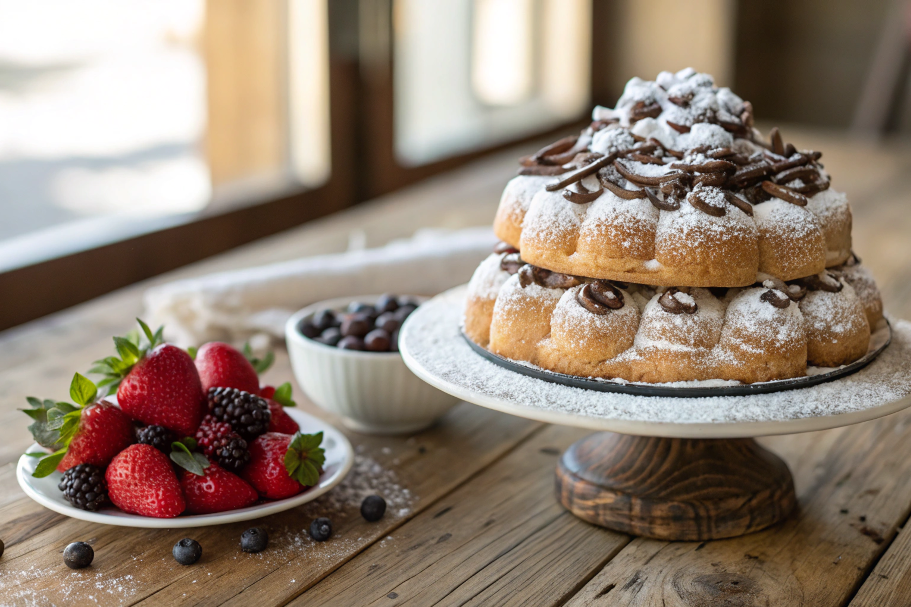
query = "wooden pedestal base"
xmin=555 ymin=433 xmax=797 ymax=541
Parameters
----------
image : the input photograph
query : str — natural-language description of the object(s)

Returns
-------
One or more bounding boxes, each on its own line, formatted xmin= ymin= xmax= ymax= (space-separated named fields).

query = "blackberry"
xmin=136 ymin=425 xmax=174 ymax=453
xmin=58 ymin=464 xmax=107 ymax=512
xmin=64 ymin=542 xmax=94 ymax=569
xmin=196 ymin=415 xmax=250 ymax=471
xmin=207 ymin=387 xmax=271 ymax=440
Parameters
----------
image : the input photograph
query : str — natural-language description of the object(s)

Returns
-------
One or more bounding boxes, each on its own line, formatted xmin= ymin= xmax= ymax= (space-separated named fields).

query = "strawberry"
xmin=180 ymin=463 xmax=258 ymax=514
xmin=91 ymin=320 xmax=205 ymax=437
xmin=265 ymin=382 xmax=299 ymax=434
xmin=22 ymin=373 xmax=135 ymax=477
xmin=267 ymin=401 xmax=300 ymax=434
xmin=241 ymin=432 xmax=325 ymax=500
xmin=194 ymin=342 xmax=260 ymax=394
xmin=105 ymin=444 xmax=185 ymax=517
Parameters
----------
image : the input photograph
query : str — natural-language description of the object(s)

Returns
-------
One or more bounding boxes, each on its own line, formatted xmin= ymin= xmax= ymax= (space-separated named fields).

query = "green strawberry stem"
xmin=89 ymin=318 xmax=164 ymax=394
xmin=21 ymin=373 xmax=97 ymax=478
xmin=284 ymin=432 xmax=325 ymax=486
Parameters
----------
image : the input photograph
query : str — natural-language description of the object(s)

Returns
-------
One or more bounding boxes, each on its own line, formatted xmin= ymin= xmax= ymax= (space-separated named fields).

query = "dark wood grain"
xmin=556 ymin=433 xmax=796 ymax=541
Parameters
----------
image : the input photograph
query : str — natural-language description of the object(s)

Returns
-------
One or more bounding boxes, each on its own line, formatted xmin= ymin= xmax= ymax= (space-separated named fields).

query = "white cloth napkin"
xmin=143 ymin=227 xmax=498 ymax=347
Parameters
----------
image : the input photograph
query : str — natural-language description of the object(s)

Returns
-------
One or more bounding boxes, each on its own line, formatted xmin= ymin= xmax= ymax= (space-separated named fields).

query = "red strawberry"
xmin=267 ymin=401 xmax=300 ymax=434
xmin=194 ymin=342 xmax=260 ymax=394
xmin=58 ymin=401 xmax=134 ymax=472
xmin=180 ymin=463 xmax=258 ymax=514
xmin=241 ymin=432 xmax=325 ymax=500
xmin=22 ymin=373 xmax=134 ymax=478
xmin=93 ymin=320 xmax=206 ymax=437
xmin=259 ymin=385 xmax=276 ymax=399
xmin=106 ymin=444 xmax=185 ymax=517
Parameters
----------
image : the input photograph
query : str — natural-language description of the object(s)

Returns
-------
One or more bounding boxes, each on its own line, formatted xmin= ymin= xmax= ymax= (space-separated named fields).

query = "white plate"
xmin=399 ymin=286 xmax=911 ymax=439
xmin=17 ymin=408 xmax=353 ymax=528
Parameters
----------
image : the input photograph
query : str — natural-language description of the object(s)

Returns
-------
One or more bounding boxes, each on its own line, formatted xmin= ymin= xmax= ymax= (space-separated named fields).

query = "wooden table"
xmin=2 ymin=128 xmax=911 ymax=606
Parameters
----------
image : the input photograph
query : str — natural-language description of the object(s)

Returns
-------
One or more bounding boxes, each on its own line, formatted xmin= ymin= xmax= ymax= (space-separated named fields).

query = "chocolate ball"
xmin=375 ymin=294 xmax=399 ymax=314
xmin=316 ymin=327 xmax=342 ymax=346
xmin=338 ymin=336 xmax=366 ymax=350
xmin=389 ymin=329 xmax=400 ymax=352
xmin=364 ymin=329 xmax=391 ymax=352
xmin=374 ymin=312 xmax=400 ymax=333
xmin=298 ymin=320 xmax=320 ymax=339
xmin=312 ymin=309 xmax=339 ymax=331
xmin=394 ymin=304 xmax=418 ymax=321
xmin=340 ymin=314 xmax=372 ymax=338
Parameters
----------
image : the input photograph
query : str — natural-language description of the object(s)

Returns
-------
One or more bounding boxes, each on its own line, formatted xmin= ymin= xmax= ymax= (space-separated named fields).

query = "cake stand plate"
xmin=399 ymin=286 xmax=911 ymax=540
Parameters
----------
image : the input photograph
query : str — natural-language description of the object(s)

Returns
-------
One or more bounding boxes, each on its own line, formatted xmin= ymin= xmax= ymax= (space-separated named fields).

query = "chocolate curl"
xmin=613 ymin=159 xmax=681 ymax=186
xmin=761 ymin=181 xmax=808 ymax=206
xmin=545 ymin=152 xmax=618 ymax=192
xmin=628 ymin=152 xmax=665 ymax=165
xmin=576 ymin=282 xmax=624 ymax=315
xmin=774 ymin=166 xmax=820 ymax=185
xmin=644 ymin=187 xmax=680 ymax=211
xmin=730 ymin=162 xmax=774 ymax=186
xmin=499 ymin=253 xmax=525 ymax=274
xmin=723 ymin=191 xmax=754 ymax=216
xmin=760 ymin=289 xmax=790 ymax=309
xmin=800 ymin=271 xmax=844 ymax=293
xmin=769 ymin=127 xmax=785 ymax=156
xmin=687 ymin=189 xmax=726 ymax=217
xmin=563 ymin=180 xmax=603 ymax=204
xmin=518 ymin=164 xmax=571 ymax=176
xmin=669 ymin=159 xmax=737 ymax=174
xmin=665 ymin=121 xmax=691 ymax=134
xmin=629 ymin=101 xmax=662 ymax=122
xmin=693 ymin=172 xmax=729 ymax=187
xmin=600 ymin=174 xmax=646 ymax=200
xmin=658 ymin=288 xmax=697 ymax=314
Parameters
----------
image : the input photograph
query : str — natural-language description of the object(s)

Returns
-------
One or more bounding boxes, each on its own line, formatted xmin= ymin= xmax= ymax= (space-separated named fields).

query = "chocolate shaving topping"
xmin=770 ymin=127 xmax=785 ymax=156
xmin=518 ymin=164 xmax=570 ymax=176
xmin=563 ymin=180 xmax=603 ymax=204
xmin=692 ymin=172 xmax=729 ymax=187
xmin=658 ymin=288 xmax=697 ymax=314
xmin=601 ymin=174 xmax=646 ymax=200
xmin=644 ymin=187 xmax=680 ymax=211
xmin=775 ymin=165 xmax=819 ymax=185
xmin=762 ymin=278 xmax=806 ymax=301
xmin=668 ymin=92 xmax=693 ymax=107
xmin=669 ymin=159 xmax=736 ymax=174
xmin=628 ymin=152 xmax=665 ymax=165
xmin=546 ymin=152 xmax=618 ymax=192
xmin=517 ymin=264 xmax=535 ymax=287
xmin=687 ymin=188 xmax=726 ymax=217
xmin=800 ymin=271 xmax=843 ymax=293
xmin=493 ymin=242 xmax=519 ymax=255
xmin=614 ymin=159 xmax=681 ymax=186
xmin=761 ymin=181 xmax=808 ymax=206
xmin=517 ymin=264 xmax=580 ymax=289
xmin=722 ymin=191 xmax=753 ymax=216
xmin=760 ymin=289 xmax=790 ymax=309
xmin=499 ymin=252 xmax=525 ymax=274
xmin=629 ymin=100 xmax=662 ymax=122
xmin=665 ymin=121 xmax=691 ymax=134
xmin=576 ymin=282 xmax=624 ymax=315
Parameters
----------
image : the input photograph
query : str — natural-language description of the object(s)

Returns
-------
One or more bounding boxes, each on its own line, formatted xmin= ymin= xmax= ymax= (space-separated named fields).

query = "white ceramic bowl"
xmin=286 ymin=295 xmax=460 ymax=434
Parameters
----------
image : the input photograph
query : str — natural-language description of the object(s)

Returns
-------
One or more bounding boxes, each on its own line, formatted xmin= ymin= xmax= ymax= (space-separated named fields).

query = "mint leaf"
xmin=170 ymin=442 xmax=209 ymax=476
xmin=69 ymin=373 xmax=97 ymax=407
xmin=285 ymin=432 xmax=325 ymax=486
xmin=32 ymin=448 xmax=67 ymax=478
xmin=272 ymin=382 xmax=296 ymax=407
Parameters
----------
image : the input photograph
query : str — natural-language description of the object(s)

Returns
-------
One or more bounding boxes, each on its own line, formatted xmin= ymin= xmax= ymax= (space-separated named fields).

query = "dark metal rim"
xmin=461 ymin=320 xmax=892 ymax=398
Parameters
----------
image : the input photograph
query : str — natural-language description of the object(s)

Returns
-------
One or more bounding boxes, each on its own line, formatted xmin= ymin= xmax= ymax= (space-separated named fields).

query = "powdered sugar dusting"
xmin=403 ymin=287 xmax=911 ymax=427
xmin=466 ymin=253 xmax=510 ymax=301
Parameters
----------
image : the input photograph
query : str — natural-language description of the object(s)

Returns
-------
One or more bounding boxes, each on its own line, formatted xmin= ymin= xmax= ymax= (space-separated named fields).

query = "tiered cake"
xmin=464 ymin=69 xmax=884 ymax=384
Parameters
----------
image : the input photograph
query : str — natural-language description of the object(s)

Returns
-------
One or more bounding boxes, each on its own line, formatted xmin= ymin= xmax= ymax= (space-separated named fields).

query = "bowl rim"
xmin=285 ymin=294 xmax=428 ymax=359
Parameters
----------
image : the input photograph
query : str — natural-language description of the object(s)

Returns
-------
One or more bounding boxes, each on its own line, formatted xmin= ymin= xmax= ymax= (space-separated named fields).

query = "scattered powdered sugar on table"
xmin=0 ymin=564 xmax=141 ymax=606
xmin=402 ymin=287 xmax=911 ymax=427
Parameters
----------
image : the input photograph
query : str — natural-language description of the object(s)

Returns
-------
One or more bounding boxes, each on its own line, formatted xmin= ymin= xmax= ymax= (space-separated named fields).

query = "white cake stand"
xmin=399 ymin=286 xmax=911 ymax=540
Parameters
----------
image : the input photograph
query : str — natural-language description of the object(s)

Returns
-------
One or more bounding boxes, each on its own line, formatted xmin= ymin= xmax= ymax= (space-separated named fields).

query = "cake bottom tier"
xmin=464 ymin=251 xmax=882 ymax=384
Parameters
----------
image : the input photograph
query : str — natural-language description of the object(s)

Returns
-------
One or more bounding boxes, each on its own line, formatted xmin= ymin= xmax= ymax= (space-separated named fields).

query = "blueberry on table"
xmin=316 ymin=327 xmax=342 ymax=346
xmin=341 ymin=315 xmax=372 ymax=338
xmin=361 ymin=495 xmax=387 ymax=522
xmin=63 ymin=542 xmax=94 ymax=569
xmin=173 ymin=538 xmax=202 ymax=565
xmin=338 ymin=336 xmax=366 ymax=351
xmin=364 ymin=329 xmax=392 ymax=352
xmin=374 ymin=312 xmax=400 ymax=334
xmin=309 ymin=517 xmax=333 ymax=541
xmin=241 ymin=527 xmax=269 ymax=553
xmin=376 ymin=294 xmax=399 ymax=314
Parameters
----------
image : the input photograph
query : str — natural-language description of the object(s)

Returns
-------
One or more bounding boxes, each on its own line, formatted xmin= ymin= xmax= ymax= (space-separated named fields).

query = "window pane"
xmin=393 ymin=0 xmax=591 ymax=165
xmin=0 ymin=0 xmax=331 ymax=271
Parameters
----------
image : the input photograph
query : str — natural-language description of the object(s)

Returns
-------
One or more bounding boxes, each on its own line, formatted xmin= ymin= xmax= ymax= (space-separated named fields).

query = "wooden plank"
xmin=0 ymin=405 xmax=542 ymax=606
xmin=562 ymin=411 xmax=911 ymax=606
xmin=848 ymin=523 xmax=911 ymax=606
xmin=291 ymin=425 xmax=630 ymax=607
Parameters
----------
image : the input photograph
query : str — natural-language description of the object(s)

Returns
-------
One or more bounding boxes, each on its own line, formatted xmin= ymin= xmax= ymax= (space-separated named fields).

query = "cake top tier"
xmin=520 ymin=68 xmax=830 ymax=209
